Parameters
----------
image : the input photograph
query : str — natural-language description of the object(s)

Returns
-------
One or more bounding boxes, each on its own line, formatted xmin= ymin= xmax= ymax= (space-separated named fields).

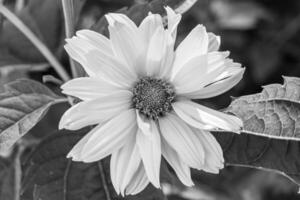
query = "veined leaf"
xmin=0 ymin=79 xmax=66 ymax=152
xmin=212 ymin=76 xmax=300 ymax=186
xmin=21 ymin=130 xmax=165 ymax=200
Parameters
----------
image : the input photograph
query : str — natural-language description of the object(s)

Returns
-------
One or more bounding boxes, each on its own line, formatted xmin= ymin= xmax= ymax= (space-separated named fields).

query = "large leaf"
xmin=0 ymin=0 xmax=86 ymax=66
xmin=0 ymin=79 xmax=65 ymax=152
xmin=212 ymin=76 xmax=300 ymax=186
xmin=21 ymin=130 xmax=165 ymax=200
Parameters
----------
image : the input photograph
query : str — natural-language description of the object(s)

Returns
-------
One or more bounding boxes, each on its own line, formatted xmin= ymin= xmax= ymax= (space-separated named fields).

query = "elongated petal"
xmin=173 ymin=100 xmax=243 ymax=132
xmin=67 ymin=129 xmax=95 ymax=161
xmin=165 ymin=6 xmax=181 ymax=39
xmin=64 ymin=30 xmax=113 ymax=76
xmin=85 ymin=50 xmax=136 ymax=88
xmin=173 ymin=51 xmax=231 ymax=96
xmin=146 ymin=27 xmax=168 ymax=76
xmin=106 ymin=13 xmax=137 ymax=30
xmin=80 ymin=109 xmax=137 ymax=162
xmin=186 ymin=67 xmax=245 ymax=99
xmin=172 ymin=25 xmax=209 ymax=75
xmin=107 ymin=18 xmax=143 ymax=72
xmin=59 ymin=90 xmax=132 ymax=130
xmin=139 ymin=13 xmax=163 ymax=44
xmin=192 ymin=128 xmax=224 ymax=173
xmin=136 ymin=113 xmax=161 ymax=188
xmin=159 ymin=113 xmax=205 ymax=169
xmin=208 ymin=32 xmax=221 ymax=52
xmin=110 ymin=136 xmax=141 ymax=196
xmin=161 ymin=139 xmax=194 ymax=186
xmin=125 ymin=162 xmax=149 ymax=195
xmin=61 ymin=77 xmax=122 ymax=101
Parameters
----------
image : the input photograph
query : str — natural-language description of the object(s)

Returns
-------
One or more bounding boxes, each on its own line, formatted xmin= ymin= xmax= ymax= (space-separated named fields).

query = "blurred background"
xmin=1 ymin=0 xmax=300 ymax=199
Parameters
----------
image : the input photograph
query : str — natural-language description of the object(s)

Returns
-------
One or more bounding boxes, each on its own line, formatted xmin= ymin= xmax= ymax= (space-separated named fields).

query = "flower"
xmin=59 ymin=7 xmax=244 ymax=196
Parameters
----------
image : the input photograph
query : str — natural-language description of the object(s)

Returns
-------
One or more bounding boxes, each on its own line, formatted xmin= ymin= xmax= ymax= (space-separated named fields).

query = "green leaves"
xmin=21 ymin=130 xmax=165 ymax=200
xmin=0 ymin=79 xmax=66 ymax=152
xmin=212 ymin=76 xmax=300 ymax=186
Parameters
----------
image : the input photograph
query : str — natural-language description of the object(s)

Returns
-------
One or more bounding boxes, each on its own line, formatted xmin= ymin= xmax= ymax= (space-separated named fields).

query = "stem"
xmin=62 ymin=0 xmax=84 ymax=78
xmin=0 ymin=5 xmax=70 ymax=82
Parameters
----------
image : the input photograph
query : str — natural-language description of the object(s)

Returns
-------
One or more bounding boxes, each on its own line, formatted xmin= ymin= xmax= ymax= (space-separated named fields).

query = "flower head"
xmin=59 ymin=7 xmax=244 ymax=196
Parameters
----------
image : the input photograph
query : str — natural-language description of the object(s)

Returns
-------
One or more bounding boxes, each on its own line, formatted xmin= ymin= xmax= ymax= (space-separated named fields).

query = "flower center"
xmin=132 ymin=77 xmax=175 ymax=119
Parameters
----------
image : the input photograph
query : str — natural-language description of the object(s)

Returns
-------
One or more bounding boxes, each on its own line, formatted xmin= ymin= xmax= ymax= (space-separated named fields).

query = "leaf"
xmin=212 ymin=76 xmax=300 ymax=186
xmin=21 ymin=130 xmax=165 ymax=200
xmin=92 ymin=0 xmax=197 ymax=35
xmin=0 ymin=0 xmax=86 ymax=66
xmin=0 ymin=79 xmax=65 ymax=152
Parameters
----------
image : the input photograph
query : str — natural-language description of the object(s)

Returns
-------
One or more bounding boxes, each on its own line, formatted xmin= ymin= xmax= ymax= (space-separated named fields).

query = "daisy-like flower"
xmin=59 ymin=7 xmax=244 ymax=196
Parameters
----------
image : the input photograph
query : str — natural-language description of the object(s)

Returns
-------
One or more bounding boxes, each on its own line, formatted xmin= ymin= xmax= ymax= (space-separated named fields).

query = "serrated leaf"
xmin=212 ymin=76 xmax=300 ymax=186
xmin=21 ymin=130 xmax=165 ymax=200
xmin=0 ymin=79 xmax=65 ymax=152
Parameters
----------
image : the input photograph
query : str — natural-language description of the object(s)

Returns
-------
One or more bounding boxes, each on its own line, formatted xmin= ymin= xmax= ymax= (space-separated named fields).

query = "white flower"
xmin=59 ymin=7 xmax=244 ymax=196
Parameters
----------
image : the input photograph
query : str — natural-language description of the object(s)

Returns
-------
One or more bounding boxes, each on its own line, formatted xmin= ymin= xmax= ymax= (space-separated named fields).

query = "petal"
xmin=80 ymin=109 xmax=137 ymax=162
xmin=159 ymin=113 xmax=205 ymax=169
xmin=107 ymin=17 xmax=143 ymax=73
xmin=106 ymin=13 xmax=137 ymax=31
xmin=125 ymin=162 xmax=149 ymax=195
xmin=136 ymin=113 xmax=161 ymax=188
xmin=172 ymin=51 xmax=231 ymax=96
xmin=67 ymin=129 xmax=95 ymax=161
xmin=161 ymin=138 xmax=194 ymax=186
xmin=61 ymin=77 xmax=122 ymax=101
xmin=173 ymin=100 xmax=243 ymax=132
xmin=85 ymin=50 xmax=137 ymax=88
xmin=165 ymin=6 xmax=182 ymax=39
xmin=110 ymin=136 xmax=142 ymax=196
xmin=192 ymin=128 xmax=224 ymax=173
xmin=59 ymin=90 xmax=132 ymax=130
xmin=186 ymin=67 xmax=245 ymax=99
xmin=145 ymin=27 xmax=168 ymax=76
xmin=208 ymin=32 xmax=221 ymax=52
xmin=139 ymin=13 xmax=163 ymax=44
xmin=64 ymin=30 xmax=113 ymax=76
xmin=172 ymin=25 xmax=209 ymax=75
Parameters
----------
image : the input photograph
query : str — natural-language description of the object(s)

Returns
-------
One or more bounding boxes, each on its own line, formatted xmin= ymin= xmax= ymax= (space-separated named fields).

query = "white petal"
xmin=159 ymin=113 xmax=205 ymax=169
xmin=165 ymin=6 xmax=182 ymax=39
xmin=61 ymin=77 xmax=122 ymax=101
xmin=208 ymin=32 xmax=221 ymax=52
xmin=192 ymin=128 xmax=224 ymax=173
xmin=107 ymin=19 xmax=143 ymax=73
xmin=172 ymin=51 xmax=231 ymax=96
xmin=125 ymin=162 xmax=149 ymax=195
xmin=110 ymin=137 xmax=142 ymax=196
xmin=145 ymin=27 xmax=168 ymax=76
xmin=80 ymin=109 xmax=137 ymax=162
xmin=161 ymin=139 xmax=194 ymax=186
xmin=67 ymin=129 xmax=95 ymax=161
xmin=172 ymin=25 xmax=209 ymax=76
xmin=173 ymin=100 xmax=243 ymax=132
xmin=186 ymin=67 xmax=245 ymax=99
xmin=85 ymin=50 xmax=136 ymax=88
xmin=171 ymin=54 xmax=208 ymax=91
xmin=136 ymin=113 xmax=161 ymax=188
xmin=76 ymin=29 xmax=113 ymax=54
xmin=139 ymin=13 xmax=163 ymax=44
xmin=59 ymin=90 xmax=132 ymax=130
xmin=64 ymin=30 xmax=113 ymax=76
xmin=106 ymin=13 xmax=137 ymax=31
